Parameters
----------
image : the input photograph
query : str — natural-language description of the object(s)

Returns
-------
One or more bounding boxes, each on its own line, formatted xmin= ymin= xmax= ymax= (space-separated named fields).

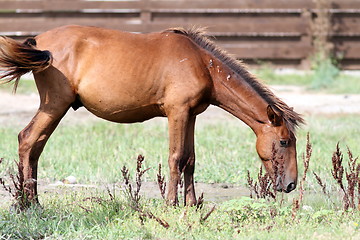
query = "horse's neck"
xmin=210 ymin=62 xmax=268 ymax=135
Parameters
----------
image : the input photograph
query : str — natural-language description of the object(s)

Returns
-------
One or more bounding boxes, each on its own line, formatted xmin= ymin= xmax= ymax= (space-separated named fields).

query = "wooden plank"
xmin=148 ymin=0 xmax=314 ymax=10
xmin=332 ymin=16 xmax=360 ymax=34
xmin=0 ymin=15 xmax=144 ymax=33
xmin=328 ymin=0 xmax=360 ymax=9
xmin=0 ymin=0 xmax=142 ymax=11
xmin=0 ymin=1 xmax=43 ymax=10
xmin=339 ymin=59 xmax=360 ymax=70
xmin=148 ymin=0 xmax=360 ymax=10
xmin=141 ymin=21 xmax=307 ymax=34
xmin=222 ymin=45 xmax=311 ymax=59
xmin=42 ymin=1 xmax=143 ymax=12
xmin=2 ymin=0 xmax=360 ymax=12
xmin=335 ymin=44 xmax=360 ymax=59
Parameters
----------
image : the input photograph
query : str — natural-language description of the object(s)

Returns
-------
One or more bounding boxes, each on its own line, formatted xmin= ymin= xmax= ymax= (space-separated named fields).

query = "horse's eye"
xmin=280 ymin=140 xmax=289 ymax=147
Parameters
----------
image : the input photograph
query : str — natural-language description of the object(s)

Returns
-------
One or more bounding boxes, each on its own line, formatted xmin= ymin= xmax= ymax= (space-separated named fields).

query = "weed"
xmin=345 ymin=148 xmax=360 ymax=210
xmin=121 ymin=155 xmax=169 ymax=228
xmin=196 ymin=192 xmax=204 ymax=211
xmin=156 ymin=163 xmax=166 ymax=200
xmin=0 ymin=159 xmax=31 ymax=211
xmin=313 ymin=171 xmax=328 ymax=196
xmin=121 ymin=155 xmax=149 ymax=209
xmin=270 ymin=143 xmax=284 ymax=196
xmin=200 ymin=205 xmax=216 ymax=224
xmin=298 ymin=133 xmax=312 ymax=203
xmin=247 ymin=167 xmax=276 ymax=200
xmin=247 ymin=143 xmax=284 ymax=201
xmin=313 ymin=143 xmax=360 ymax=211
xmin=330 ymin=144 xmax=360 ymax=211
xmin=292 ymin=133 xmax=312 ymax=218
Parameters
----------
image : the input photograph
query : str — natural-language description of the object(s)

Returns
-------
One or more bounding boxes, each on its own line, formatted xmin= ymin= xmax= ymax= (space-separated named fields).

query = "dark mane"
xmin=163 ymin=27 xmax=304 ymax=133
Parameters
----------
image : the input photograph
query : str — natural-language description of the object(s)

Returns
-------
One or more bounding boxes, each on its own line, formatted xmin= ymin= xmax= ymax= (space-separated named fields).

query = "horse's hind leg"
xmin=18 ymin=107 xmax=68 ymax=206
xmin=17 ymin=70 xmax=74 ymax=207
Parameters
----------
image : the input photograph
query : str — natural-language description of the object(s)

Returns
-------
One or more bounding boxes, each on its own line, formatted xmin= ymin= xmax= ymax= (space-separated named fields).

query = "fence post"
xmin=300 ymin=8 xmax=313 ymax=69
xmin=141 ymin=0 xmax=151 ymax=33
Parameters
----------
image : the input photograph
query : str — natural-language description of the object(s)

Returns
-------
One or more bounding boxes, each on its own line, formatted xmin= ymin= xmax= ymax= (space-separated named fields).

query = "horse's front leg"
xmin=166 ymin=109 xmax=193 ymax=206
xmin=17 ymin=109 xmax=67 ymax=208
xmin=181 ymin=116 xmax=197 ymax=206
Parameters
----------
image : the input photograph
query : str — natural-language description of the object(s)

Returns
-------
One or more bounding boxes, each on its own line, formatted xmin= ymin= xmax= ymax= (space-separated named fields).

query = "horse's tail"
xmin=0 ymin=36 xmax=52 ymax=92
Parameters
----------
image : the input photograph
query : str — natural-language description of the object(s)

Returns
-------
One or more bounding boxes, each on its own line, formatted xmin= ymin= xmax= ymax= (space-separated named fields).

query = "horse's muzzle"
xmin=276 ymin=178 xmax=297 ymax=193
xmin=284 ymin=182 xmax=296 ymax=193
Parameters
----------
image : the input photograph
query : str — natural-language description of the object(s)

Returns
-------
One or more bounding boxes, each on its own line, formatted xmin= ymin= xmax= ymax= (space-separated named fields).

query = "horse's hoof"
xmin=166 ymin=199 xmax=179 ymax=207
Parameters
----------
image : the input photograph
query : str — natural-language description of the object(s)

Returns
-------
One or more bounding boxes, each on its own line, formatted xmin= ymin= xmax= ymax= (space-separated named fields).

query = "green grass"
xmin=1 ymin=115 xmax=359 ymax=239
xmin=0 ymin=78 xmax=38 ymax=95
xmin=0 ymin=180 xmax=359 ymax=239
xmin=1 ymin=115 xmax=359 ymax=186
xmin=1 ymin=74 xmax=360 ymax=239
xmin=255 ymin=67 xmax=360 ymax=94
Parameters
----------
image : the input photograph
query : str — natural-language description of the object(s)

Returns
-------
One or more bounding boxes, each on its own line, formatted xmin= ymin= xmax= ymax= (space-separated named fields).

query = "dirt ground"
xmin=1 ymin=85 xmax=360 ymax=127
xmin=1 ymin=86 xmax=360 ymax=207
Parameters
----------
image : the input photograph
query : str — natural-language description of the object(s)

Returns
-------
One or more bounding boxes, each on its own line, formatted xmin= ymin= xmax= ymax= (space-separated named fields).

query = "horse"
xmin=0 ymin=25 xmax=304 ymax=207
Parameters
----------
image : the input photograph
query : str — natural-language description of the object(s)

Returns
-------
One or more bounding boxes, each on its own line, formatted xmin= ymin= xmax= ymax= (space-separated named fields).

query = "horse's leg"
xmin=166 ymin=108 xmax=192 ymax=206
xmin=180 ymin=116 xmax=197 ymax=206
xmin=18 ymin=107 xmax=68 ymax=206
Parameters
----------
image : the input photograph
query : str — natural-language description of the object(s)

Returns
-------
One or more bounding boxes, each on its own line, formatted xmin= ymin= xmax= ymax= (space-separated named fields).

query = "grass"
xmin=254 ymin=66 xmax=360 ymax=94
xmin=0 ymin=78 xmax=37 ymax=95
xmin=1 ymin=75 xmax=360 ymax=239
xmin=1 ymin=140 xmax=360 ymax=240
xmin=1 ymin=115 xmax=359 ymax=187
xmin=1 ymin=190 xmax=360 ymax=240
xmin=0 ymin=113 xmax=358 ymax=239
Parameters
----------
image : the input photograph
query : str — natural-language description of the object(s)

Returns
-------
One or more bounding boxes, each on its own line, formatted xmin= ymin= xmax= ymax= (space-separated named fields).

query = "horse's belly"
xmin=84 ymin=103 xmax=165 ymax=123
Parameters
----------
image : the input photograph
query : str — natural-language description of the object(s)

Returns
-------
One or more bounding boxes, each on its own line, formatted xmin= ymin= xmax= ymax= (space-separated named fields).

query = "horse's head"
xmin=255 ymin=105 xmax=298 ymax=193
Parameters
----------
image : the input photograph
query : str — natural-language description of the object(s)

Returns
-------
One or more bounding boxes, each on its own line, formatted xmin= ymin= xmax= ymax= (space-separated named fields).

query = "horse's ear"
xmin=267 ymin=105 xmax=282 ymax=126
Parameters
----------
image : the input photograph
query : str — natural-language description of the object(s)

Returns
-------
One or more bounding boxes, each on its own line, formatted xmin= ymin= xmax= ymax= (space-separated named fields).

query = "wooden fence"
xmin=1 ymin=0 xmax=360 ymax=69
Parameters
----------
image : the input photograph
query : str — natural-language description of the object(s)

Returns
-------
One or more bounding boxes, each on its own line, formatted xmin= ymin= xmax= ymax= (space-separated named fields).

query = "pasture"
xmin=1 ymin=72 xmax=360 ymax=239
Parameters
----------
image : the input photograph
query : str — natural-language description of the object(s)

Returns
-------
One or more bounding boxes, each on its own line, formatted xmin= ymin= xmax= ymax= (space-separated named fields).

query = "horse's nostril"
xmin=285 ymin=182 xmax=296 ymax=193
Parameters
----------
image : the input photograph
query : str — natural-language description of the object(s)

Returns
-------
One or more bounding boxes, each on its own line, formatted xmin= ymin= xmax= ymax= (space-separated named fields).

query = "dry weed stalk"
xmin=196 ymin=192 xmax=204 ymax=211
xmin=200 ymin=205 xmax=216 ymax=224
xmin=247 ymin=167 xmax=276 ymax=200
xmin=0 ymin=159 xmax=31 ymax=210
xmin=292 ymin=133 xmax=312 ymax=219
xmin=299 ymin=133 xmax=312 ymax=204
xmin=331 ymin=144 xmax=348 ymax=209
xmin=157 ymin=163 xmax=166 ymax=200
xmin=247 ymin=142 xmax=288 ymax=200
xmin=138 ymin=209 xmax=170 ymax=229
xmin=313 ymin=171 xmax=328 ymax=196
xmin=270 ymin=143 xmax=284 ymax=196
xmin=330 ymin=144 xmax=360 ymax=211
xmin=345 ymin=148 xmax=360 ymax=210
xmin=122 ymin=155 xmax=169 ymax=228
xmin=121 ymin=155 xmax=150 ymax=209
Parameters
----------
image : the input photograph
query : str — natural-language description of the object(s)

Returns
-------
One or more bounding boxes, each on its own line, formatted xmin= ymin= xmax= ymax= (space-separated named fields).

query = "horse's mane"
xmin=163 ymin=27 xmax=304 ymax=133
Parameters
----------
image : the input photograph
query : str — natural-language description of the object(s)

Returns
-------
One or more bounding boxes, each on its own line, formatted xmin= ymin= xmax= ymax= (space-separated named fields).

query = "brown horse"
xmin=0 ymin=25 xmax=303 ymax=207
